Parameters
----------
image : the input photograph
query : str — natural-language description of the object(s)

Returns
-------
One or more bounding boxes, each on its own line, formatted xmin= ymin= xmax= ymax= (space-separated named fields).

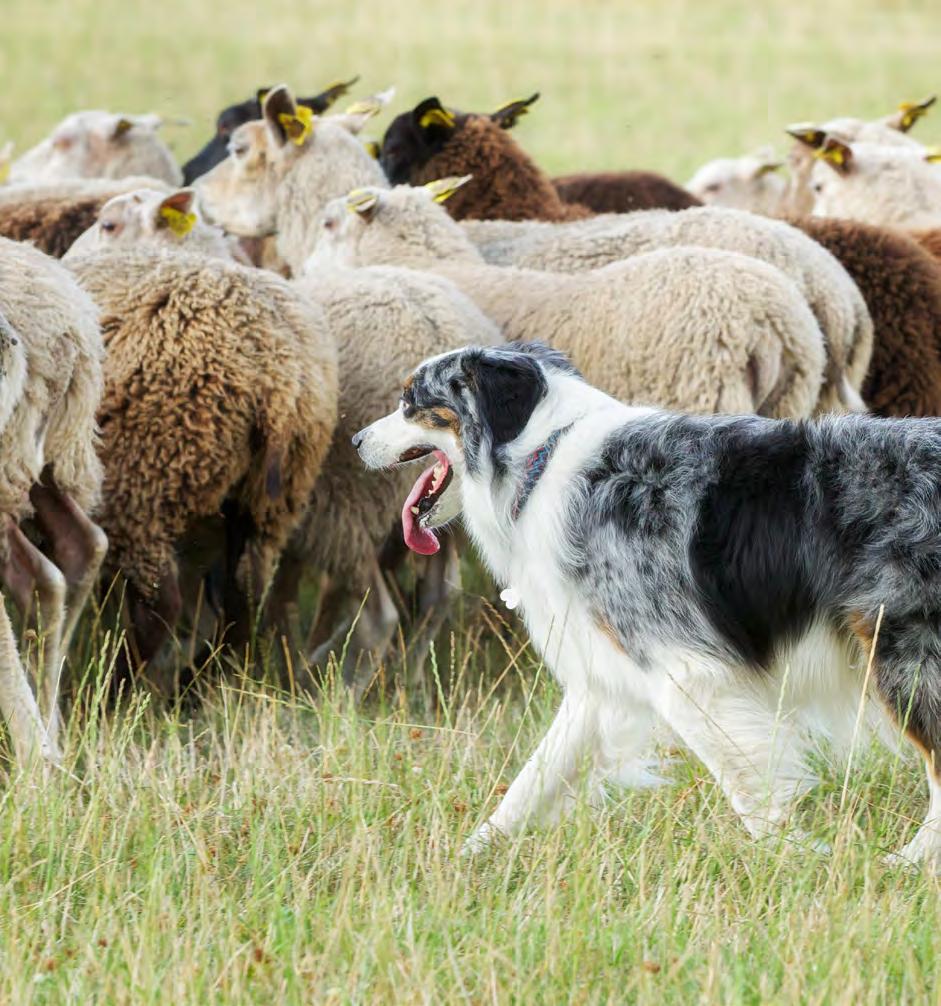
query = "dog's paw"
xmin=461 ymin=821 xmax=503 ymax=857
xmin=884 ymin=828 xmax=941 ymax=872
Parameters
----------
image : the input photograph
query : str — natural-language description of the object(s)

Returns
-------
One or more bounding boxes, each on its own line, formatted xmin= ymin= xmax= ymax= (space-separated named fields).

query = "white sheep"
xmin=65 ymin=187 xmax=246 ymax=262
xmin=803 ymin=136 xmax=941 ymax=228
xmin=308 ymin=180 xmax=828 ymax=423
xmin=196 ymin=84 xmax=389 ymax=274
xmin=10 ymin=111 xmax=184 ymax=186
xmin=688 ymin=97 xmax=935 ymax=216
xmin=0 ymin=238 xmax=108 ymax=758
xmin=462 ymin=205 xmax=873 ymax=414
xmin=686 ymin=148 xmax=788 ymax=214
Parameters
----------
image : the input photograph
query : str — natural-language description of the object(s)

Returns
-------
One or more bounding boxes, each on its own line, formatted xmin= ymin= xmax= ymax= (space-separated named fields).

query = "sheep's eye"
xmin=324 ymin=218 xmax=336 ymax=231
xmin=231 ymin=142 xmax=249 ymax=158
xmin=704 ymin=182 xmax=721 ymax=194
xmin=812 ymin=182 xmax=823 ymax=194
xmin=100 ymin=221 xmax=117 ymax=233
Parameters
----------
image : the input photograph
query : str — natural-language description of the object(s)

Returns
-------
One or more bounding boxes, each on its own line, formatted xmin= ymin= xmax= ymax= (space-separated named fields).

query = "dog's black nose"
xmin=351 ymin=430 xmax=365 ymax=450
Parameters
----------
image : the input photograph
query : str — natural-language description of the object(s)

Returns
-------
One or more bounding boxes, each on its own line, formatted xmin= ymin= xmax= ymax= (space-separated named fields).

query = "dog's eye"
xmin=449 ymin=378 xmax=464 ymax=395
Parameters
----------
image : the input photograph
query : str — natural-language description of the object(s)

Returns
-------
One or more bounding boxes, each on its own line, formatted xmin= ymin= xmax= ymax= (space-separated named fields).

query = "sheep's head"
xmin=196 ymin=83 xmax=388 ymax=263
xmin=380 ymin=94 xmax=540 ymax=185
xmin=305 ymin=176 xmax=473 ymax=272
xmin=65 ymin=187 xmax=209 ymax=258
xmin=686 ymin=148 xmax=785 ymax=213
xmin=181 ymin=76 xmax=361 ymax=184
xmin=806 ymin=135 xmax=941 ymax=227
xmin=11 ymin=111 xmax=184 ymax=185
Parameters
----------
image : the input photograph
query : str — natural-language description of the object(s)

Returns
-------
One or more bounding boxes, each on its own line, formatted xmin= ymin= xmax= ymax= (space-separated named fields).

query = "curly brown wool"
xmin=552 ymin=171 xmax=702 ymax=213
xmin=0 ymin=194 xmax=110 ymax=258
xmin=68 ymin=247 xmax=337 ymax=612
xmin=794 ymin=218 xmax=941 ymax=417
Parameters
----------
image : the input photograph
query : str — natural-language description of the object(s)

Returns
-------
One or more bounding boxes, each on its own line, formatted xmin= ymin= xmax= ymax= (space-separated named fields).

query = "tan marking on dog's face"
xmin=413 ymin=405 xmax=462 ymax=439
xmin=847 ymin=611 xmax=874 ymax=654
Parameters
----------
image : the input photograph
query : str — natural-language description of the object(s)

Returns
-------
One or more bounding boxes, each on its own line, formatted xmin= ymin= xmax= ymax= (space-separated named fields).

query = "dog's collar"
xmin=511 ymin=424 xmax=573 ymax=521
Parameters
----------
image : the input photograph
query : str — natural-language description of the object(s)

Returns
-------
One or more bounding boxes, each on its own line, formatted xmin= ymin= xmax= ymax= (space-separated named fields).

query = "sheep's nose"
xmin=351 ymin=430 xmax=366 ymax=450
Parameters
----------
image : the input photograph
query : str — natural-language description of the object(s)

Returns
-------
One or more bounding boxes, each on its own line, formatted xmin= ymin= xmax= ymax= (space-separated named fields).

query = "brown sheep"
xmin=912 ymin=228 xmax=941 ymax=266
xmin=68 ymin=247 xmax=337 ymax=671
xmin=552 ymin=171 xmax=702 ymax=213
xmin=793 ymin=218 xmax=941 ymax=417
xmin=380 ymin=98 xmax=590 ymax=221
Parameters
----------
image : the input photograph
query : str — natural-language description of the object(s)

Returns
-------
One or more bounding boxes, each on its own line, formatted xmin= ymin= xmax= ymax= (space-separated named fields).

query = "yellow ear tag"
xmin=925 ymin=147 xmax=941 ymax=164
xmin=346 ymin=188 xmax=380 ymax=216
xmin=345 ymin=98 xmax=382 ymax=119
xmin=278 ymin=105 xmax=314 ymax=146
xmin=424 ymin=174 xmax=473 ymax=203
xmin=815 ymin=146 xmax=844 ymax=166
xmin=364 ymin=140 xmax=381 ymax=159
xmin=160 ymin=205 xmax=197 ymax=237
xmin=0 ymin=161 xmax=9 ymax=184
xmin=418 ymin=107 xmax=456 ymax=130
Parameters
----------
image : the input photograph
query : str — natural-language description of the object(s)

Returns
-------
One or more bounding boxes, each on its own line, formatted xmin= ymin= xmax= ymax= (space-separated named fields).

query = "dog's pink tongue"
xmin=401 ymin=455 xmax=443 ymax=555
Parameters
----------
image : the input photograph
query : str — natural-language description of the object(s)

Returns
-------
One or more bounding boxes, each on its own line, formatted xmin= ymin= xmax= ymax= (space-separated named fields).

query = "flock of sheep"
xmin=1 ymin=80 xmax=941 ymax=768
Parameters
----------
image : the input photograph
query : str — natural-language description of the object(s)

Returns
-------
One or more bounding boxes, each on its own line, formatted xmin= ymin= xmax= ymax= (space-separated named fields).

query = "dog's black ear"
xmin=463 ymin=350 xmax=547 ymax=447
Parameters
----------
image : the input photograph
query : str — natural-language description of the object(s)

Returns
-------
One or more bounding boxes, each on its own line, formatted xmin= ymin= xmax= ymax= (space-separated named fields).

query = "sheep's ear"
xmin=300 ymin=76 xmax=360 ymax=114
xmin=815 ymin=135 xmax=853 ymax=173
xmin=264 ymin=85 xmax=312 ymax=147
xmin=890 ymin=95 xmax=936 ymax=132
xmin=491 ymin=93 xmax=540 ymax=130
xmin=157 ymin=189 xmax=197 ymax=236
xmin=112 ymin=117 xmax=135 ymax=140
xmin=346 ymin=187 xmax=381 ymax=222
xmin=785 ymin=123 xmax=826 ymax=150
xmin=924 ymin=147 xmax=941 ymax=164
xmin=413 ymin=98 xmax=456 ymax=138
xmin=752 ymin=160 xmax=783 ymax=178
xmin=335 ymin=87 xmax=396 ymax=134
xmin=424 ymin=174 xmax=473 ymax=203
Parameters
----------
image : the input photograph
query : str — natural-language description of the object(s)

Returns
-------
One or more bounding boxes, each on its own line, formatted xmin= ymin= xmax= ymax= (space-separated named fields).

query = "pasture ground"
xmin=2 ymin=0 xmax=941 ymax=1001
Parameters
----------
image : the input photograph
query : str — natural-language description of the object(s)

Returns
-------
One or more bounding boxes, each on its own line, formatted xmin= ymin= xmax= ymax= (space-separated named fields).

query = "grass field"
xmin=3 ymin=0 xmax=941 ymax=1002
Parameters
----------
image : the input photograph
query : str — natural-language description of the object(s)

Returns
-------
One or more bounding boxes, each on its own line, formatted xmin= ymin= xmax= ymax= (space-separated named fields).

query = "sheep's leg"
xmin=266 ymin=546 xmax=307 ymax=655
xmin=407 ymin=535 xmax=462 ymax=686
xmin=124 ymin=571 xmax=182 ymax=673
xmin=308 ymin=562 xmax=399 ymax=697
xmin=0 ymin=594 xmax=57 ymax=766
xmin=0 ymin=520 xmax=65 ymax=762
xmin=28 ymin=482 xmax=107 ymax=726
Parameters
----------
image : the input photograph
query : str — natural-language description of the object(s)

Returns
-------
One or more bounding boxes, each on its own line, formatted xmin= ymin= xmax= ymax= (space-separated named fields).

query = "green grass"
xmin=3 ymin=0 xmax=941 ymax=1001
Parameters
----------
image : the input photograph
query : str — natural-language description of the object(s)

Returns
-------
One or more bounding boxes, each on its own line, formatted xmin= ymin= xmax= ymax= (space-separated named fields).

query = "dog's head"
xmin=353 ymin=342 xmax=576 ymax=554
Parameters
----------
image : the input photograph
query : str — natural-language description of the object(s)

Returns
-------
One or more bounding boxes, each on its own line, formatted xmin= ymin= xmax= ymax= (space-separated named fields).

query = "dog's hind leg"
xmin=655 ymin=665 xmax=815 ymax=840
xmin=874 ymin=638 xmax=941 ymax=870
xmin=464 ymin=690 xmax=626 ymax=854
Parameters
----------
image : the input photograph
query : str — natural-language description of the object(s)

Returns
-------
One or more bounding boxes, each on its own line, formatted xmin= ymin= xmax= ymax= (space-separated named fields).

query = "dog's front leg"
xmin=464 ymin=691 xmax=599 ymax=854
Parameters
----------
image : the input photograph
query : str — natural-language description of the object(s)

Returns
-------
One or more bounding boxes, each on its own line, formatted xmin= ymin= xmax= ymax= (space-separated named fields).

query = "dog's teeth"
xmin=410 ymin=506 xmax=420 ymax=515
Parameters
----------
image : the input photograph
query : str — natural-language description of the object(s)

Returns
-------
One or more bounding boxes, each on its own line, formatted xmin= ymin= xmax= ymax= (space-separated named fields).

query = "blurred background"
xmin=2 ymin=0 xmax=938 ymax=181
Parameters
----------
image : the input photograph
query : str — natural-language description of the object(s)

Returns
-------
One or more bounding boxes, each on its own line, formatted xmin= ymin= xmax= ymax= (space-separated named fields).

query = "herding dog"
xmin=353 ymin=341 xmax=941 ymax=866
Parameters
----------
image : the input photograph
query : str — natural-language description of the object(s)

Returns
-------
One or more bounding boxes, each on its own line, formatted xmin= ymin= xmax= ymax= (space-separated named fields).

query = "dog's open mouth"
xmin=401 ymin=450 xmax=453 ymax=555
